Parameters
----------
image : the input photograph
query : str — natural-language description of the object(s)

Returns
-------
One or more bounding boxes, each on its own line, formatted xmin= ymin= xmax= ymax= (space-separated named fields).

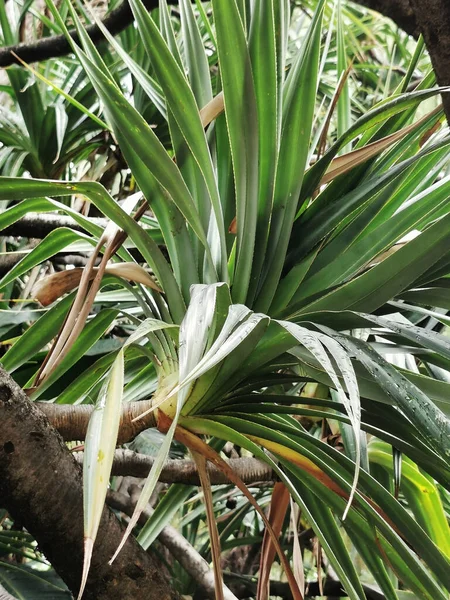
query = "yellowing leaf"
xmin=78 ymin=350 xmax=124 ymax=600
xmin=174 ymin=424 xmax=304 ymax=600
xmin=200 ymin=91 xmax=224 ymax=128
xmin=192 ymin=451 xmax=225 ymax=600
xmin=32 ymin=263 xmax=162 ymax=306
xmin=105 ymin=263 xmax=162 ymax=291
xmin=320 ymin=106 xmax=443 ymax=185
xmin=257 ymin=483 xmax=290 ymax=600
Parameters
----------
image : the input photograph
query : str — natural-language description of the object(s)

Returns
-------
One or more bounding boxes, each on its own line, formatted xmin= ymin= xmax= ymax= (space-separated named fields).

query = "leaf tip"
xmin=77 ymin=537 xmax=94 ymax=600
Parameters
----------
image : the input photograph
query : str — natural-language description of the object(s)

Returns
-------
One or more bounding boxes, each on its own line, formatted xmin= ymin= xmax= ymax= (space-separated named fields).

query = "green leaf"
xmin=0 ymin=228 xmax=95 ymax=291
xmin=137 ymin=484 xmax=193 ymax=549
xmin=30 ymin=309 xmax=120 ymax=398
xmin=329 ymin=330 xmax=450 ymax=462
xmin=0 ymin=561 xmax=71 ymax=599
xmin=294 ymin=210 xmax=450 ymax=315
xmin=369 ymin=440 xmax=450 ymax=558
xmin=55 ymin=350 xmax=118 ymax=405
xmin=255 ymin=0 xmax=325 ymax=312
xmin=1 ymin=293 xmax=75 ymax=373
xmin=180 ymin=0 xmax=213 ymax=107
xmin=117 ymin=0 xmax=227 ymax=280
xmin=213 ymin=0 xmax=259 ymax=303
xmin=280 ymin=321 xmax=361 ymax=518
xmin=245 ymin=0 xmax=278 ymax=304
xmin=48 ymin=0 xmax=216 ymax=281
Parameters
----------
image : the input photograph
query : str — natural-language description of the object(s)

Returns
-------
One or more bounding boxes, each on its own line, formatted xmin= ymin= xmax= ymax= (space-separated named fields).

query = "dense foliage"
xmin=1 ymin=1 xmax=450 ymax=598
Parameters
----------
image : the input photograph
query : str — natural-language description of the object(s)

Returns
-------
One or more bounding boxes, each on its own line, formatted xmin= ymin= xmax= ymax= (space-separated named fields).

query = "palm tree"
xmin=1 ymin=1 xmax=449 ymax=598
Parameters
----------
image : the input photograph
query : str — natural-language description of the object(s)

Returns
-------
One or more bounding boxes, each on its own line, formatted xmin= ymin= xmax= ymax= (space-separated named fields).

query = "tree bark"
xmin=107 ymin=489 xmax=237 ymax=600
xmin=354 ymin=0 xmax=450 ymax=120
xmin=0 ymin=368 xmax=179 ymax=600
xmin=0 ymin=0 xmax=159 ymax=67
xmin=408 ymin=0 xmax=450 ymax=119
xmin=2 ymin=213 xmax=108 ymax=239
xmin=75 ymin=448 xmax=275 ymax=485
xmin=353 ymin=0 xmax=419 ymax=37
xmin=38 ymin=400 xmax=156 ymax=444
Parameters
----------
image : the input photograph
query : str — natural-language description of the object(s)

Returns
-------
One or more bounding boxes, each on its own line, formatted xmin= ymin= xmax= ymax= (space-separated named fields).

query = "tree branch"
xmin=352 ymin=0 xmax=450 ymax=120
xmin=0 ymin=368 xmax=179 ymax=600
xmin=408 ymin=0 xmax=450 ymax=119
xmin=0 ymin=0 xmax=162 ymax=68
xmin=222 ymin=572 xmax=386 ymax=600
xmin=352 ymin=0 xmax=419 ymax=37
xmin=2 ymin=213 xmax=108 ymax=239
xmin=40 ymin=402 xmax=275 ymax=484
xmin=37 ymin=400 xmax=157 ymax=444
xmin=0 ymin=242 xmax=38 ymax=277
xmin=107 ymin=488 xmax=238 ymax=600
xmin=75 ymin=448 xmax=275 ymax=486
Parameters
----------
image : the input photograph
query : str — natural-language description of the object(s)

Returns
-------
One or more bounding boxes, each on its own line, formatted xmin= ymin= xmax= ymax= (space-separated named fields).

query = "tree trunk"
xmin=408 ymin=0 xmax=450 ymax=119
xmin=0 ymin=368 xmax=179 ymax=600
xmin=355 ymin=0 xmax=419 ymax=37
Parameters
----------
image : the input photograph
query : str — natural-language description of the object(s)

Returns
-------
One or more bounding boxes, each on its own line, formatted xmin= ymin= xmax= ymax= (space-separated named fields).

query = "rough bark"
xmin=38 ymin=400 xmax=156 ymax=444
xmin=2 ymin=213 xmax=108 ymax=239
xmin=353 ymin=0 xmax=419 ymax=37
xmin=75 ymin=448 xmax=275 ymax=485
xmin=354 ymin=0 xmax=450 ymax=120
xmin=408 ymin=0 xmax=450 ymax=119
xmin=107 ymin=489 xmax=237 ymax=600
xmin=0 ymin=368 xmax=179 ymax=600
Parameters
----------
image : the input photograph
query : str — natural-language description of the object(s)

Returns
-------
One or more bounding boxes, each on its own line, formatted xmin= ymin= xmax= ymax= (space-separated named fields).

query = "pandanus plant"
xmin=1 ymin=0 xmax=450 ymax=598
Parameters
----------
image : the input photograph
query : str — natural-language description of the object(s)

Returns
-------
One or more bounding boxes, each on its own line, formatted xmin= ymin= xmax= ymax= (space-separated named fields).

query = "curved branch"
xmin=75 ymin=448 xmax=275 ymax=485
xmin=352 ymin=0 xmax=418 ymax=37
xmin=0 ymin=0 xmax=161 ymax=68
xmin=38 ymin=400 xmax=156 ymax=444
xmin=2 ymin=213 xmax=108 ymax=239
xmin=40 ymin=401 xmax=275 ymax=484
xmin=0 ymin=369 xmax=179 ymax=600
xmin=107 ymin=488 xmax=237 ymax=600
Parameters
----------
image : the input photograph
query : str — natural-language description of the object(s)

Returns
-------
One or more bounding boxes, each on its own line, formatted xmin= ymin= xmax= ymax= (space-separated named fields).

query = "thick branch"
xmin=75 ymin=448 xmax=275 ymax=486
xmin=353 ymin=0 xmax=450 ymax=120
xmin=0 ymin=369 xmax=179 ymax=600
xmin=408 ymin=0 xmax=450 ymax=119
xmin=41 ymin=402 xmax=274 ymax=484
xmin=0 ymin=242 xmax=38 ymax=277
xmin=353 ymin=0 xmax=418 ymax=37
xmin=0 ymin=0 xmax=162 ymax=68
xmin=2 ymin=213 xmax=108 ymax=239
xmin=38 ymin=400 xmax=156 ymax=444
xmin=107 ymin=488 xmax=237 ymax=600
